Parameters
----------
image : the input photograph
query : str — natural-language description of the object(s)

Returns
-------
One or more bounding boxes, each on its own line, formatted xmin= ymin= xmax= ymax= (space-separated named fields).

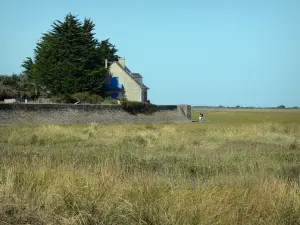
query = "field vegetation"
xmin=0 ymin=108 xmax=300 ymax=224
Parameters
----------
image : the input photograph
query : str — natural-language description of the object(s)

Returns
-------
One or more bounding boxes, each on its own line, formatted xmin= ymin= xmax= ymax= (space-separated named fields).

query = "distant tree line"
xmin=1 ymin=13 xmax=120 ymax=103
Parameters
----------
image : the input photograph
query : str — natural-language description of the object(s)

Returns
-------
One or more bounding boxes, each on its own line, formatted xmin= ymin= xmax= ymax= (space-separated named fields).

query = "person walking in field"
xmin=199 ymin=112 xmax=204 ymax=122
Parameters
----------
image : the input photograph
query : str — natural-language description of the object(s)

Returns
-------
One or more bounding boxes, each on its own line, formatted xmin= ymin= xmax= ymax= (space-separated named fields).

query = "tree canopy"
xmin=22 ymin=13 xmax=118 ymax=97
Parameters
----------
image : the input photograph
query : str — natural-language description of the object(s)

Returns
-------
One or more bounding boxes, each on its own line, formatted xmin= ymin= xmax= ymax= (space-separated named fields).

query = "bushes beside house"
xmin=121 ymin=100 xmax=158 ymax=115
xmin=50 ymin=92 xmax=104 ymax=104
xmin=50 ymin=94 xmax=76 ymax=104
xmin=72 ymin=92 xmax=104 ymax=104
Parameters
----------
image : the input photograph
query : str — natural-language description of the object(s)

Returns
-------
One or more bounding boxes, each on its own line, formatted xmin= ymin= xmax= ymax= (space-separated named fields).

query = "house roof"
xmin=124 ymin=66 xmax=132 ymax=74
xmin=132 ymin=73 xmax=143 ymax=78
xmin=115 ymin=62 xmax=149 ymax=90
xmin=139 ymin=83 xmax=149 ymax=89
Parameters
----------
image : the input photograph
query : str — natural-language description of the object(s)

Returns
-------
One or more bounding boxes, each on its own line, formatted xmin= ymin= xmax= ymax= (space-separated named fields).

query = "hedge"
xmin=121 ymin=100 xmax=158 ymax=115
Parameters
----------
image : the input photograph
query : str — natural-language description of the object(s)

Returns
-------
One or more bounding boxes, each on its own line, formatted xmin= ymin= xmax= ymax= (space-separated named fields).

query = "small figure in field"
xmin=199 ymin=112 xmax=204 ymax=122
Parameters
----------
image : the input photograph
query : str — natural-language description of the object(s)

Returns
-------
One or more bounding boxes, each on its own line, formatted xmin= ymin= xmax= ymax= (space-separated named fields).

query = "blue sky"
xmin=1 ymin=0 xmax=299 ymax=107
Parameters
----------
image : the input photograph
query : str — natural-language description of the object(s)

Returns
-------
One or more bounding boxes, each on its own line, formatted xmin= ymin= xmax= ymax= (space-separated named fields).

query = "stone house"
xmin=105 ymin=57 xmax=149 ymax=103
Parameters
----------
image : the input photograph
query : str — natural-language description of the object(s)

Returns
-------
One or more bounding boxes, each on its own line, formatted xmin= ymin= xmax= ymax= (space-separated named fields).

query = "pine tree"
xmin=22 ymin=13 xmax=118 ymax=97
xmin=21 ymin=57 xmax=39 ymax=96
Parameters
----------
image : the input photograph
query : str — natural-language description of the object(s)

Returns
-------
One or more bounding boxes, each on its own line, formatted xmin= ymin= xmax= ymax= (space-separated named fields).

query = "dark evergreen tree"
xmin=21 ymin=57 xmax=40 ymax=96
xmin=22 ymin=13 xmax=118 ymax=97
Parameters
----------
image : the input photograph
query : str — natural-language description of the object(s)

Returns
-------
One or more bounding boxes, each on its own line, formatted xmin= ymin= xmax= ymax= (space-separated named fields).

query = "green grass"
xmin=0 ymin=109 xmax=300 ymax=224
xmin=192 ymin=108 xmax=300 ymax=124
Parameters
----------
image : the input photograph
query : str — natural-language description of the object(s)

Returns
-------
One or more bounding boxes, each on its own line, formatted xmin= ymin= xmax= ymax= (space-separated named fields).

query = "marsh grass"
xmin=0 ymin=110 xmax=300 ymax=224
xmin=192 ymin=108 xmax=300 ymax=124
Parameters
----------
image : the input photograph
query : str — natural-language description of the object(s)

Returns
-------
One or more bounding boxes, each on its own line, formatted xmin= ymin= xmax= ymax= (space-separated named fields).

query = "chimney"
xmin=118 ymin=57 xmax=125 ymax=67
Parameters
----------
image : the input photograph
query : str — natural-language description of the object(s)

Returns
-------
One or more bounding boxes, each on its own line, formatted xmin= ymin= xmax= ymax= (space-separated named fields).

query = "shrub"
xmin=118 ymin=95 xmax=127 ymax=102
xmin=85 ymin=93 xmax=103 ymax=104
xmin=50 ymin=93 xmax=103 ymax=104
xmin=103 ymin=96 xmax=118 ymax=104
xmin=72 ymin=92 xmax=90 ymax=102
xmin=50 ymin=94 xmax=77 ymax=103
xmin=121 ymin=100 xmax=158 ymax=115
xmin=72 ymin=92 xmax=103 ymax=104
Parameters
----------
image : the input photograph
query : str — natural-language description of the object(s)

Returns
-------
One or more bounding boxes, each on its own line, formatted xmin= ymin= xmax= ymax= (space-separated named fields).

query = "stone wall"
xmin=0 ymin=103 xmax=192 ymax=125
xmin=177 ymin=104 xmax=192 ymax=120
xmin=0 ymin=103 xmax=121 ymax=111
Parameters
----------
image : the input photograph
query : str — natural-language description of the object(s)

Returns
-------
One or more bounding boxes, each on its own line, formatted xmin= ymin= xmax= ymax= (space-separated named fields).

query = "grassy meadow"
xmin=0 ymin=108 xmax=300 ymax=224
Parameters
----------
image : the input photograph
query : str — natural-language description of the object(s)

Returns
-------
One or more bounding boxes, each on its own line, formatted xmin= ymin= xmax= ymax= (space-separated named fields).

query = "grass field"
xmin=0 ymin=108 xmax=300 ymax=224
xmin=192 ymin=108 xmax=300 ymax=124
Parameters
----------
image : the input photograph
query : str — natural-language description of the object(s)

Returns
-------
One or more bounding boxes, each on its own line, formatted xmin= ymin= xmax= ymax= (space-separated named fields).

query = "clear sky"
xmin=1 ymin=0 xmax=299 ymax=107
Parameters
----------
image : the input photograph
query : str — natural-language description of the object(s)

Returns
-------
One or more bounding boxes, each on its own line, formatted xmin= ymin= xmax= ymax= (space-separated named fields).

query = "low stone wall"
xmin=0 ymin=103 xmax=192 ymax=125
xmin=178 ymin=104 xmax=191 ymax=120
xmin=0 ymin=103 xmax=122 ymax=111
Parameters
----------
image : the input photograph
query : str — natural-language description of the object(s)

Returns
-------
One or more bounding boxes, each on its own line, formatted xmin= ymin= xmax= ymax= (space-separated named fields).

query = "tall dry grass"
xmin=0 ymin=120 xmax=300 ymax=224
